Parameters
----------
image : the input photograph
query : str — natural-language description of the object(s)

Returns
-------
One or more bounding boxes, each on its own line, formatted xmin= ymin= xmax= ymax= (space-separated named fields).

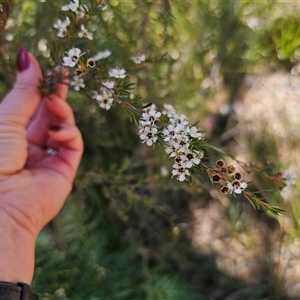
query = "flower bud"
xmin=227 ymin=165 xmax=236 ymax=173
xmin=87 ymin=58 xmax=96 ymax=68
xmin=220 ymin=186 xmax=229 ymax=194
xmin=75 ymin=68 xmax=84 ymax=77
xmin=232 ymin=180 xmax=241 ymax=188
xmin=216 ymin=159 xmax=225 ymax=168
xmin=212 ymin=174 xmax=221 ymax=183
xmin=234 ymin=172 xmax=243 ymax=181
xmin=220 ymin=167 xmax=228 ymax=174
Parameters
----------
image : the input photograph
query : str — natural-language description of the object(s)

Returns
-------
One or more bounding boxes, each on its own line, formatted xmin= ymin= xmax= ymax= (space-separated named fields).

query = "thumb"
xmin=0 ymin=47 xmax=42 ymax=127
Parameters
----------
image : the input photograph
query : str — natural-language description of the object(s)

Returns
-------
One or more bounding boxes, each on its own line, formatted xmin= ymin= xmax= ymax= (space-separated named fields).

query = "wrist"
xmin=0 ymin=213 xmax=36 ymax=284
xmin=0 ymin=281 xmax=38 ymax=300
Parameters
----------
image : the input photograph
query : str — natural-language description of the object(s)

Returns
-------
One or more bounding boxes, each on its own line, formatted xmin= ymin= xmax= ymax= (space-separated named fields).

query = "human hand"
xmin=0 ymin=47 xmax=83 ymax=284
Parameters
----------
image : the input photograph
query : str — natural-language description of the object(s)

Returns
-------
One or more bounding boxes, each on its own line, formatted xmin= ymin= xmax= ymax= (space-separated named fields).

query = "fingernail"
xmin=49 ymin=125 xmax=62 ymax=132
xmin=16 ymin=47 xmax=30 ymax=73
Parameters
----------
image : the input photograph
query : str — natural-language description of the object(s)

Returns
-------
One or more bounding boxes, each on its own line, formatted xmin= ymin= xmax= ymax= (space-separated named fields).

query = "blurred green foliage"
xmin=1 ymin=0 xmax=300 ymax=299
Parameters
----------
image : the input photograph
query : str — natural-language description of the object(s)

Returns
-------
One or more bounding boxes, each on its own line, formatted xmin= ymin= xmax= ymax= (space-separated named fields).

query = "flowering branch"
xmin=38 ymin=0 xmax=287 ymax=218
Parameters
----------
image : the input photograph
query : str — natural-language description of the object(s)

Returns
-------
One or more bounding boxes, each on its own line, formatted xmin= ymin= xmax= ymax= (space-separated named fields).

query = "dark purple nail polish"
xmin=50 ymin=125 xmax=62 ymax=132
xmin=16 ymin=47 xmax=30 ymax=73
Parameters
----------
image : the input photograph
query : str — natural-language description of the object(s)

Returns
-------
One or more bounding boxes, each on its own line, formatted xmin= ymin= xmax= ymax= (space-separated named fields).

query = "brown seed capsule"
xmin=212 ymin=174 xmax=221 ymax=183
xmin=234 ymin=172 xmax=243 ymax=181
xmin=220 ymin=186 xmax=229 ymax=194
xmin=232 ymin=180 xmax=241 ymax=188
xmin=216 ymin=159 xmax=225 ymax=168
xmin=227 ymin=165 xmax=236 ymax=173
xmin=198 ymin=151 xmax=204 ymax=159
xmin=75 ymin=68 xmax=84 ymax=77
xmin=87 ymin=58 xmax=96 ymax=68
xmin=220 ymin=167 xmax=228 ymax=174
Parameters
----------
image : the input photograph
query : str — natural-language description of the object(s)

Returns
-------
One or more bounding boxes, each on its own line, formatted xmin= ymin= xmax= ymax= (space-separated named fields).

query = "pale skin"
xmin=0 ymin=50 xmax=83 ymax=284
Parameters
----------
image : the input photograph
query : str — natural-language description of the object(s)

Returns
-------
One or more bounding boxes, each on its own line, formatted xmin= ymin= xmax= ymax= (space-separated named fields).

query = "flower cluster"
xmin=54 ymin=0 xmax=90 ymax=38
xmin=203 ymin=160 xmax=284 ymax=216
xmin=61 ymin=0 xmax=87 ymax=18
xmin=61 ymin=45 xmax=127 ymax=105
xmin=139 ymin=104 xmax=161 ymax=147
xmin=54 ymin=18 xmax=93 ymax=40
xmin=162 ymin=105 xmax=204 ymax=181
xmin=207 ymin=159 xmax=248 ymax=194
xmin=138 ymin=104 xmax=205 ymax=181
xmin=52 ymin=0 xmax=148 ymax=113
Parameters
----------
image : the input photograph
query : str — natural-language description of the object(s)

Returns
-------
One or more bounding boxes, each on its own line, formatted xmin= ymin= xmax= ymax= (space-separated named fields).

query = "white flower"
xmin=141 ymin=108 xmax=161 ymax=125
xmin=189 ymin=126 xmax=205 ymax=139
xmin=182 ymin=150 xmax=201 ymax=168
xmin=62 ymin=48 xmax=84 ymax=67
xmin=53 ymin=17 xmax=70 ymax=38
xmin=131 ymin=53 xmax=146 ymax=64
xmin=93 ymin=91 xmax=114 ymax=111
xmin=93 ymin=50 xmax=112 ymax=61
xmin=282 ymin=169 xmax=298 ymax=186
xmin=78 ymin=24 xmax=93 ymax=40
xmin=102 ymin=80 xmax=115 ymax=90
xmin=280 ymin=169 xmax=298 ymax=200
xmin=172 ymin=164 xmax=190 ymax=181
xmin=227 ymin=180 xmax=247 ymax=194
xmin=169 ymin=134 xmax=190 ymax=153
xmin=5 ymin=33 xmax=14 ymax=41
xmin=56 ymin=29 xmax=67 ymax=38
xmin=164 ymin=143 xmax=177 ymax=157
xmin=281 ymin=186 xmax=293 ymax=200
xmin=100 ymin=88 xmax=114 ymax=99
xmin=162 ymin=124 xmax=179 ymax=142
xmin=76 ymin=5 xmax=87 ymax=18
xmin=70 ymin=77 xmax=85 ymax=91
xmin=53 ymin=17 xmax=70 ymax=30
xmin=61 ymin=0 xmax=79 ymax=12
xmin=162 ymin=104 xmax=176 ymax=116
xmin=148 ymin=104 xmax=157 ymax=111
xmin=109 ymin=67 xmax=127 ymax=78
xmin=53 ymin=20 xmax=64 ymax=30
xmin=139 ymin=125 xmax=158 ymax=146
xmin=169 ymin=113 xmax=189 ymax=128
xmin=173 ymin=154 xmax=184 ymax=165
